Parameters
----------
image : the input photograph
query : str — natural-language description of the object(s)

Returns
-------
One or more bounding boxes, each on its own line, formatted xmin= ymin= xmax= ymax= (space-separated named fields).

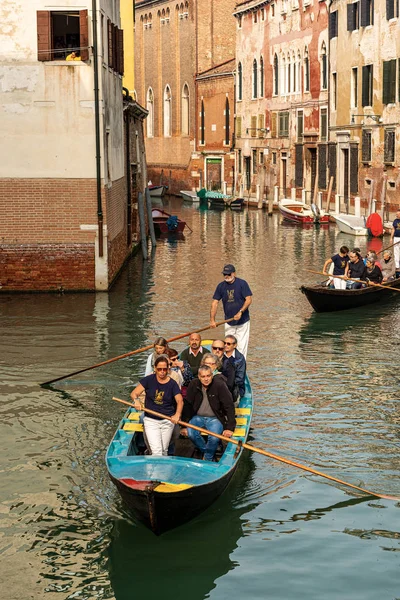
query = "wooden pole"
xmin=367 ymin=179 xmax=375 ymax=216
xmin=307 ymin=269 xmax=400 ymax=293
xmin=41 ymin=318 xmax=235 ymax=386
xmin=325 ymin=176 xmax=334 ymax=213
xmin=137 ymin=191 xmax=148 ymax=260
xmin=145 ymin=187 xmax=157 ymax=248
xmin=312 ymin=174 xmax=319 ymax=206
xmin=112 ymin=397 xmax=400 ymax=502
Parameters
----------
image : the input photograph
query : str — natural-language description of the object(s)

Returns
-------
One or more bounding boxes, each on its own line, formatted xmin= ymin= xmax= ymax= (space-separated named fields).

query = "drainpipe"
xmin=92 ymin=0 xmax=103 ymax=257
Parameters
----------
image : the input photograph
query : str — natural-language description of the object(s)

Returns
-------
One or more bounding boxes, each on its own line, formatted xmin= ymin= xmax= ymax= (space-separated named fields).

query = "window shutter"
xmin=258 ymin=114 xmax=264 ymax=137
xmin=328 ymin=143 xmax=337 ymax=190
xmin=362 ymin=130 xmax=372 ymax=162
xmin=295 ymin=144 xmax=303 ymax=188
xmin=118 ymin=29 xmax=124 ymax=75
xmin=79 ymin=10 xmax=89 ymax=61
xmin=384 ymin=129 xmax=395 ymax=162
xmin=318 ymin=144 xmax=327 ymax=190
xmin=236 ymin=116 xmax=242 ymax=138
xmin=347 ymin=4 xmax=354 ymax=30
xmin=386 ymin=0 xmax=394 ymax=19
xmin=251 ymin=115 xmax=257 ymax=137
xmin=113 ymin=25 xmax=118 ymax=71
xmin=350 ymin=144 xmax=359 ymax=194
xmin=271 ymin=112 xmax=277 ymax=138
xmin=360 ymin=0 xmax=368 ymax=26
xmin=329 ymin=11 xmax=338 ymax=38
xmin=398 ymin=58 xmax=400 ymax=102
xmin=37 ymin=11 xmax=51 ymax=61
xmin=108 ymin=19 xmax=113 ymax=67
xmin=362 ymin=65 xmax=372 ymax=106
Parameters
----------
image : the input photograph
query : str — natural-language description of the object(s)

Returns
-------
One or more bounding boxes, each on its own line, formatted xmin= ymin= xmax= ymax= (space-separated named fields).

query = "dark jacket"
xmin=366 ymin=264 xmax=383 ymax=283
xmin=225 ymin=350 xmax=246 ymax=397
xmin=183 ymin=376 xmax=236 ymax=431
xmin=220 ymin=359 xmax=235 ymax=396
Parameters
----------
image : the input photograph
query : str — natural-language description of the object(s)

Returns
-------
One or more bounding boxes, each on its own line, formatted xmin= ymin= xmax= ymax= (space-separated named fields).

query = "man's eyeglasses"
xmin=155 ymin=367 xmax=168 ymax=372
xmin=212 ymin=346 xmax=224 ymax=351
xmin=224 ymin=342 xmax=234 ymax=346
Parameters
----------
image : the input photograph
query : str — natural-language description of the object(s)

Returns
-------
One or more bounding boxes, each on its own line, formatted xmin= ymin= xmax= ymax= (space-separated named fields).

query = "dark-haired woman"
xmin=131 ymin=355 xmax=183 ymax=456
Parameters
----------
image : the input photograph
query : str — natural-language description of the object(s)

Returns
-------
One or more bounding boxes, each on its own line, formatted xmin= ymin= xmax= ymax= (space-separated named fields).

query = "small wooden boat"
xmin=333 ymin=213 xmax=384 ymax=237
xmin=301 ymin=278 xmax=400 ymax=312
xmin=229 ymin=197 xmax=245 ymax=211
xmin=278 ymin=199 xmax=330 ymax=224
xmin=106 ymin=360 xmax=253 ymax=535
xmin=151 ymin=208 xmax=186 ymax=234
xmin=148 ymin=185 xmax=168 ymax=198
xmin=180 ymin=190 xmax=200 ymax=203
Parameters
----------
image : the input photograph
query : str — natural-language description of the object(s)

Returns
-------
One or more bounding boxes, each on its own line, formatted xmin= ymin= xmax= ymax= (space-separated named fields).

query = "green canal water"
xmin=1 ymin=200 xmax=399 ymax=600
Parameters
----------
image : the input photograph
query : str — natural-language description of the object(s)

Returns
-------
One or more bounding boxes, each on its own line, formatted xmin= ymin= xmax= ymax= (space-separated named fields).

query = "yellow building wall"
xmin=121 ymin=0 xmax=135 ymax=94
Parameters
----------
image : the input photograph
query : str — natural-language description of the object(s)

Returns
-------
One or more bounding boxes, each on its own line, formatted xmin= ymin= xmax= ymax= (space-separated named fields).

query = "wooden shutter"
xmin=251 ymin=115 xmax=257 ymax=137
xmin=350 ymin=144 xmax=359 ymax=194
xmin=360 ymin=0 xmax=368 ymax=25
xmin=118 ymin=29 xmax=124 ymax=75
xmin=271 ymin=112 xmax=277 ymax=138
xmin=236 ymin=116 xmax=242 ymax=138
xmin=328 ymin=143 xmax=337 ymax=190
xmin=108 ymin=19 xmax=113 ymax=67
xmin=386 ymin=0 xmax=395 ymax=19
xmin=383 ymin=59 xmax=396 ymax=104
xmin=362 ymin=65 xmax=371 ymax=106
xmin=79 ymin=10 xmax=89 ymax=61
xmin=362 ymin=130 xmax=372 ymax=162
xmin=384 ymin=129 xmax=395 ymax=162
xmin=329 ymin=11 xmax=338 ymax=38
xmin=258 ymin=114 xmax=264 ymax=137
xmin=295 ymin=144 xmax=303 ymax=188
xmin=297 ymin=111 xmax=303 ymax=141
xmin=318 ymin=145 xmax=327 ymax=190
xmin=37 ymin=11 xmax=51 ymax=61
xmin=113 ymin=25 xmax=118 ymax=71
xmin=347 ymin=4 xmax=354 ymax=30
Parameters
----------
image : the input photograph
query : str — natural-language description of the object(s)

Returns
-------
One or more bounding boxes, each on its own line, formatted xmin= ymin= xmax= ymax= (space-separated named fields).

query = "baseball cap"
xmin=222 ymin=264 xmax=235 ymax=275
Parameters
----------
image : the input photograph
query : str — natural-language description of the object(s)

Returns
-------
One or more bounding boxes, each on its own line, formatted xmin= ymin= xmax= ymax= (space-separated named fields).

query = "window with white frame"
xmin=321 ymin=43 xmax=327 ymax=90
xmin=304 ymin=47 xmax=310 ymax=92
xmin=163 ymin=85 xmax=172 ymax=137
xmin=181 ymin=83 xmax=189 ymax=135
xmin=146 ymin=87 xmax=154 ymax=137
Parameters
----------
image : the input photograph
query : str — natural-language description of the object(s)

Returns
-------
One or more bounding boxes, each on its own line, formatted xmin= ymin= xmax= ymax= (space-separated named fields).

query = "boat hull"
xmin=180 ymin=190 xmax=200 ymax=203
xmin=278 ymin=200 xmax=329 ymax=224
xmin=151 ymin=208 xmax=186 ymax=234
xmin=333 ymin=214 xmax=368 ymax=236
xmin=301 ymin=279 xmax=400 ymax=312
xmin=149 ymin=185 xmax=168 ymax=198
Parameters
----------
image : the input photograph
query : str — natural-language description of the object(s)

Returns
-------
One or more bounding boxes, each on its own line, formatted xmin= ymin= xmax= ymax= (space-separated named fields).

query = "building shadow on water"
xmin=107 ymin=453 xmax=258 ymax=600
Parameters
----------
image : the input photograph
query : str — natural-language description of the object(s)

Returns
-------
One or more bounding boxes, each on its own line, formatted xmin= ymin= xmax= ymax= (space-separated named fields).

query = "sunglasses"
xmin=212 ymin=345 xmax=224 ymax=350
xmin=224 ymin=342 xmax=234 ymax=346
xmin=155 ymin=367 xmax=168 ymax=372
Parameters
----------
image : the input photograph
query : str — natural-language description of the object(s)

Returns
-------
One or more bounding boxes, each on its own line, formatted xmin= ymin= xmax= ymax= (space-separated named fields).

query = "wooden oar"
xmin=307 ymin=269 xmax=400 ymax=293
xmin=112 ymin=397 xmax=399 ymax=502
xmin=41 ymin=318 xmax=234 ymax=386
xmin=376 ymin=239 xmax=398 ymax=255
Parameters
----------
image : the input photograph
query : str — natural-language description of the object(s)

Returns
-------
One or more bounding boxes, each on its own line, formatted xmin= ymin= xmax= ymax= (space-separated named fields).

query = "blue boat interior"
xmin=107 ymin=359 xmax=253 ymax=488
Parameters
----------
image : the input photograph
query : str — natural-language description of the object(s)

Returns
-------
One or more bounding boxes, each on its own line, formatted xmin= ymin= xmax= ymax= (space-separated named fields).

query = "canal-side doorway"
xmin=205 ymin=157 xmax=222 ymax=190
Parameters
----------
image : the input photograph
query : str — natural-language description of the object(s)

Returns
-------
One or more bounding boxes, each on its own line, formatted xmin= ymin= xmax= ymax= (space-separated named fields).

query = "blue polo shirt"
xmin=139 ymin=374 xmax=180 ymax=420
xmin=331 ymin=254 xmax=349 ymax=276
xmin=392 ymin=219 xmax=400 ymax=237
xmin=213 ymin=277 xmax=252 ymax=326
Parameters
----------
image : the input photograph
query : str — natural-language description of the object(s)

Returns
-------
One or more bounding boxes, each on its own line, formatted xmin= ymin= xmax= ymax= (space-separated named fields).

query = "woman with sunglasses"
xmin=144 ymin=337 xmax=170 ymax=376
xmin=131 ymin=355 xmax=183 ymax=456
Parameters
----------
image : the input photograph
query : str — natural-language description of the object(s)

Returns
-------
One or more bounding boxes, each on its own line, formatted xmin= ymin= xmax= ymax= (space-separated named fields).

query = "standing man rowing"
xmin=210 ymin=264 xmax=252 ymax=358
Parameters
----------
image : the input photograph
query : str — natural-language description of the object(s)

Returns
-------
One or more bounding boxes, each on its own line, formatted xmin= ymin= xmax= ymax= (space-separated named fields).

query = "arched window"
xmin=304 ymin=47 xmax=310 ymax=92
xmin=163 ymin=85 xmax=172 ymax=137
xmin=274 ymin=54 xmax=279 ymax=96
xmin=253 ymin=58 xmax=258 ymax=98
xmin=287 ymin=53 xmax=291 ymax=94
xmin=321 ymin=43 xmax=327 ymax=90
xmin=146 ymin=88 xmax=154 ymax=137
xmin=181 ymin=83 xmax=189 ymax=135
xmin=281 ymin=55 xmax=286 ymax=95
xmin=297 ymin=51 xmax=301 ymax=93
xmin=200 ymin=99 xmax=205 ymax=145
xmin=225 ymin=97 xmax=230 ymax=145
xmin=238 ymin=62 xmax=242 ymax=100
xmin=260 ymin=56 xmax=264 ymax=97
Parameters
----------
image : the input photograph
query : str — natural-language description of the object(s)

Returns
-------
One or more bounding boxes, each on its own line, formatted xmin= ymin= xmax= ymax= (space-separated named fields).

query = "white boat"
xmin=333 ymin=214 xmax=368 ymax=236
xmin=278 ymin=199 xmax=330 ymax=224
xmin=180 ymin=190 xmax=199 ymax=203
xmin=148 ymin=185 xmax=168 ymax=198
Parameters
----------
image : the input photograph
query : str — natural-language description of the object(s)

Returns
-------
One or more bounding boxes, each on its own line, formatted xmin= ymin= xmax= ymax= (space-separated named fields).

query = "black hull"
xmin=301 ymin=279 xmax=400 ymax=312
xmin=110 ymin=466 xmax=237 ymax=535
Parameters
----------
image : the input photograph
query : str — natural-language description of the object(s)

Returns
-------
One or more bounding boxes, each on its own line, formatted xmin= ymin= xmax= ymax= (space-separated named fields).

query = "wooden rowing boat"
xmin=148 ymin=184 xmax=168 ymax=198
xmin=301 ymin=277 xmax=400 ymax=312
xmin=151 ymin=208 xmax=187 ymax=234
xmin=278 ymin=198 xmax=330 ymax=224
xmin=106 ymin=363 xmax=253 ymax=534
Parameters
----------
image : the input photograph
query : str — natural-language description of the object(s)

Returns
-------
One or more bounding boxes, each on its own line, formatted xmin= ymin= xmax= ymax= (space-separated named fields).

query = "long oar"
xmin=377 ymin=239 xmax=398 ymax=255
xmin=307 ymin=269 xmax=400 ymax=293
xmin=41 ymin=318 xmax=234 ymax=386
xmin=112 ymin=397 xmax=400 ymax=502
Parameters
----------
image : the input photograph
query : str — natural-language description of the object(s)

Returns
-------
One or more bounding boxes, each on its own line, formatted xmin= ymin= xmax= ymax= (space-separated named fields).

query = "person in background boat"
xmin=365 ymin=256 xmax=383 ymax=284
xmin=224 ymin=335 xmax=246 ymax=398
xmin=200 ymin=352 xmax=235 ymax=399
xmin=145 ymin=337 xmax=170 ymax=376
xmin=179 ymin=333 xmax=204 ymax=377
xmin=381 ymin=250 xmax=396 ymax=282
xmin=345 ymin=250 xmax=367 ymax=289
xmin=183 ymin=365 xmax=235 ymax=461
xmin=210 ymin=264 xmax=253 ymax=358
xmin=66 ymin=51 xmax=81 ymax=61
xmin=131 ymin=355 xmax=183 ymax=456
xmin=168 ymin=349 xmax=193 ymax=388
xmin=323 ymin=246 xmax=349 ymax=290
xmin=390 ymin=210 xmax=400 ymax=275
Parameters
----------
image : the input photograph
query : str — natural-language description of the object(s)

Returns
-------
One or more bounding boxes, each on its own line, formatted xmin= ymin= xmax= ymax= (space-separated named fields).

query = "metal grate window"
xmin=384 ymin=129 xmax=395 ymax=163
xmin=295 ymin=144 xmax=303 ymax=187
xmin=362 ymin=130 xmax=372 ymax=162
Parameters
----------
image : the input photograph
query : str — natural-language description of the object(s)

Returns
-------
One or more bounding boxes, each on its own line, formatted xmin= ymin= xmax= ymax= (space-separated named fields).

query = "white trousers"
xmin=225 ymin=320 xmax=250 ymax=359
xmin=333 ymin=277 xmax=346 ymax=290
xmin=394 ymin=240 xmax=400 ymax=269
xmin=143 ymin=416 xmax=175 ymax=456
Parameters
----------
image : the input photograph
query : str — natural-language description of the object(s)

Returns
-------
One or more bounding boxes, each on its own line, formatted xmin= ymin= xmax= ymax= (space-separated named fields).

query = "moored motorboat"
xmin=180 ymin=190 xmax=200 ymax=203
xmin=148 ymin=185 xmax=168 ymax=198
xmin=332 ymin=212 xmax=384 ymax=237
xmin=301 ymin=278 xmax=400 ymax=312
xmin=278 ymin=199 xmax=329 ymax=224
xmin=151 ymin=208 xmax=187 ymax=234
xmin=228 ymin=197 xmax=245 ymax=210
xmin=106 ymin=365 xmax=253 ymax=534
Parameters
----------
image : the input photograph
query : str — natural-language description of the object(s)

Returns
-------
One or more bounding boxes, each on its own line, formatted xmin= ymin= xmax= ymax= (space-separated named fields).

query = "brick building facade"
xmin=134 ymin=0 xmax=236 ymax=194
xmin=0 ymin=0 xmax=147 ymax=292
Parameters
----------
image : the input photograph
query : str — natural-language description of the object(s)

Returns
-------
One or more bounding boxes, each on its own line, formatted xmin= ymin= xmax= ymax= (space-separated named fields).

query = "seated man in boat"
xmin=381 ymin=250 xmax=396 ymax=282
xmin=200 ymin=352 xmax=235 ymax=400
xmin=345 ymin=250 xmax=367 ymax=288
xmin=323 ymin=246 xmax=349 ymax=289
xmin=365 ymin=256 xmax=383 ymax=284
xmin=224 ymin=335 xmax=246 ymax=398
xmin=179 ymin=333 xmax=204 ymax=377
xmin=131 ymin=355 xmax=183 ymax=456
xmin=183 ymin=365 xmax=235 ymax=461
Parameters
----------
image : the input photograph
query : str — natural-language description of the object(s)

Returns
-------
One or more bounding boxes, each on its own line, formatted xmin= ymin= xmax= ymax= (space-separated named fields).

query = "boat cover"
xmin=366 ymin=213 xmax=383 ymax=237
